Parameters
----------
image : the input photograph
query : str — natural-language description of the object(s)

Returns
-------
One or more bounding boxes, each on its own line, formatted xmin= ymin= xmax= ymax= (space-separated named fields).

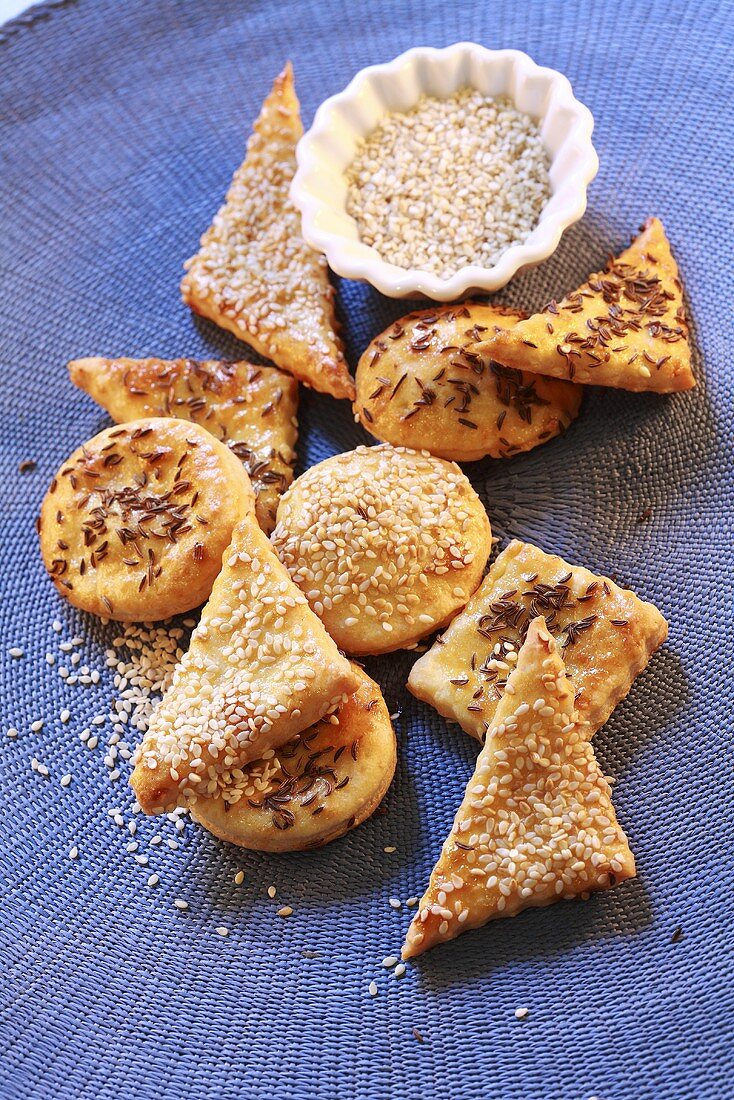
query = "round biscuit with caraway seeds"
xmin=191 ymin=664 xmax=396 ymax=851
xmin=354 ymin=303 xmax=582 ymax=462
xmin=271 ymin=443 xmax=492 ymax=655
xmin=39 ymin=417 xmax=254 ymax=621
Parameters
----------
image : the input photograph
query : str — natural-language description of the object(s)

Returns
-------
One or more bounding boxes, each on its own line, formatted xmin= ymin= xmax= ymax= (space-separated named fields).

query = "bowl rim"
xmin=291 ymin=41 xmax=599 ymax=300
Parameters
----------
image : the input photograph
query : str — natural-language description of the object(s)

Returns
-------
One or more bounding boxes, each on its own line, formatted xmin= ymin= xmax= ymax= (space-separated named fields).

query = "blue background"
xmin=1 ymin=1 xmax=732 ymax=1097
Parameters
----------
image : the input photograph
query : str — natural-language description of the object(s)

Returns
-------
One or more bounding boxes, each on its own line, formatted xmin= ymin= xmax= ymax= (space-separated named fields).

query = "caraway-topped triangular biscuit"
xmin=131 ymin=513 xmax=357 ymax=814
xmin=69 ymin=356 xmax=298 ymax=533
xmin=477 ymin=218 xmax=694 ymax=392
xmin=408 ymin=539 xmax=667 ymax=741
xmin=402 ymin=618 xmax=636 ymax=958
xmin=181 ymin=63 xmax=354 ymax=401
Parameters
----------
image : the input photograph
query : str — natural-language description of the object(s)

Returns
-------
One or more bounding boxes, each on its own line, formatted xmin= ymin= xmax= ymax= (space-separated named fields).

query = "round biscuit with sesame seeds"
xmin=191 ymin=664 xmax=396 ymax=851
xmin=271 ymin=443 xmax=492 ymax=655
xmin=39 ymin=417 xmax=255 ymax=621
xmin=355 ymin=304 xmax=582 ymax=462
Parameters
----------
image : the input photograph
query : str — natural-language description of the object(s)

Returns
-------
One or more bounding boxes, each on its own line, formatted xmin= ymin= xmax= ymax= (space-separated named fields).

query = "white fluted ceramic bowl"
xmin=291 ymin=43 xmax=598 ymax=300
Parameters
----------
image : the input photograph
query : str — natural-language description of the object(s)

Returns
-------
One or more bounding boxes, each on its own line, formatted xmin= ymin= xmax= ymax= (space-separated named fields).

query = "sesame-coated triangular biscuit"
xmin=69 ymin=357 xmax=298 ymax=534
xmin=477 ymin=218 xmax=694 ymax=392
xmin=130 ymin=514 xmax=357 ymax=814
xmin=180 ymin=63 xmax=354 ymax=401
xmin=402 ymin=618 xmax=636 ymax=958
xmin=408 ymin=540 xmax=667 ymax=741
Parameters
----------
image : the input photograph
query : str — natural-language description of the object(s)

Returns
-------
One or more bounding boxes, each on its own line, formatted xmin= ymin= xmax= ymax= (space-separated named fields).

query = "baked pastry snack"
xmin=408 ymin=539 xmax=667 ymax=740
xmin=68 ymin=357 xmax=298 ymax=534
xmin=39 ymin=417 xmax=254 ymax=622
xmin=354 ymin=304 xmax=582 ymax=461
xmin=478 ymin=218 xmax=694 ymax=392
xmin=192 ymin=664 xmax=396 ymax=851
xmin=272 ymin=444 xmax=492 ymax=655
xmin=130 ymin=513 xmax=357 ymax=814
xmin=402 ymin=618 xmax=636 ymax=958
xmin=180 ymin=63 xmax=354 ymax=401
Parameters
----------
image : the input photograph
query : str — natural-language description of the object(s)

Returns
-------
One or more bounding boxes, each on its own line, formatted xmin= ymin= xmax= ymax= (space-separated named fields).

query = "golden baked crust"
xmin=408 ymin=539 xmax=667 ymax=740
xmin=180 ymin=63 xmax=354 ymax=401
xmin=402 ymin=618 xmax=636 ymax=958
xmin=39 ymin=417 xmax=254 ymax=622
xmin=354 ymin=304 xmax=582 ymax=461
xmin=191 ymin=664 xmax=396 ymax=851
xmin=477 ymin=218 xmax=694 ymax=392
xmin=130 ymin=512 xmax=357 ymax=814
xmin=68 ymin=357 xmax=298 ymax=534
xmin=272 ymin=444 xmax=492 ymax=655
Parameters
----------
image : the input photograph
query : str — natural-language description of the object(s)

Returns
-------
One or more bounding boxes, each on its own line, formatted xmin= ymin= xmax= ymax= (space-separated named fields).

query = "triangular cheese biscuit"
xmin=130 ymin=512 xmax=357 ymax=814
xmin=408 ymin=539 xmax=667 ymax=741
xmin=403 ymin=618 xmax=636 ymax=958
xmin=181 ymin=63 xmax=354 ymax=401
xmin=478 ymin=218 xmax=694 ymax=392
xmin=69 ymin=356 xmax=298 ymax=533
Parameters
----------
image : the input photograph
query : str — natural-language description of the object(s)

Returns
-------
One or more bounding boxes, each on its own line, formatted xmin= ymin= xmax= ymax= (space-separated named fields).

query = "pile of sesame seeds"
xmin=345 ymin=89 xmax=550 ymax=278
xmin=11 ymin=613 xmax=313 ymax=928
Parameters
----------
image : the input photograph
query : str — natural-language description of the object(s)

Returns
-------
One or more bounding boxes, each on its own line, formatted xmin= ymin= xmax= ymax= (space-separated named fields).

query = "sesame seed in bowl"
xmin=345 ymin=89 xmax=551 ymax=280
xmin=291 ymin=43 xmax=598 ymax=300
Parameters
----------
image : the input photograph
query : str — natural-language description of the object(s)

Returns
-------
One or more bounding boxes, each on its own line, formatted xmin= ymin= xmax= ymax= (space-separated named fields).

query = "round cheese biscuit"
xmin=354 ymin=303 xmax=582 ymax=461
xmin=191 ymin=664 xmax=396 ymax=851
xmin=39 ymin=417 xmax=254 ymax=621
xmin=272 ymin=444 xmax=491 ymax=655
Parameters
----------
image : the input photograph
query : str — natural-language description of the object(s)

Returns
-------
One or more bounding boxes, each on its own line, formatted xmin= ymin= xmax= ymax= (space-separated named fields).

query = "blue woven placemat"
xmin=1 ymin=1 xmax=732 ymax=1097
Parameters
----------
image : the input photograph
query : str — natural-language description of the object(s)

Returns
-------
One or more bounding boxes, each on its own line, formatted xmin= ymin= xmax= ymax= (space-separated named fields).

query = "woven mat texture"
xmin=1 ymin=1 xmax=732 ymax=1097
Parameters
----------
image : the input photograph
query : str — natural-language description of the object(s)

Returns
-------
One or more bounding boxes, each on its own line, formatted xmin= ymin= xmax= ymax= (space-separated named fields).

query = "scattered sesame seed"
xmin=30 ymin=720 xmax=44 ymax=733
xmin=383 ymin=846 xmax=396 ymax=853
xmin=234 ymin=870 xmax=245 ymax=885
xmin=52 ymin=620 xmax=62 ymax=633
xmin=389 ymin=898 xmax=401 ymax=910
xmin=514 ymin=1006 xmax=529 ymax=1019
xmin=267 ymin=885 xmax=277 ymax=898
xmin=216 ymin=927 xmax=229 ymax=937
xmin=60 ymin=709 xmax=71 ymax=724
xmin=382 ymin=956 xmax=398 ymax=969
xmin=8 ymin=647 xmax=24 ymax=658
xmin=173 ymin=898 xmax=189 ymax=911
xmin=368 ymin=981 xmax=378 ymax=997
xmin=68 ymin=846 xmax=79 ymax=860
xmin=276 ymin=906 xmax=293 ymax=918
xmin=60 ymin=774 xmax=72 ymax=788
xmin=394 ymin=963 xmax=406 ymax=978
xmin=147 ymin=874 xmax=159 ymax=887
xmin=6 ymin=727 xmax=18 ymax=739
